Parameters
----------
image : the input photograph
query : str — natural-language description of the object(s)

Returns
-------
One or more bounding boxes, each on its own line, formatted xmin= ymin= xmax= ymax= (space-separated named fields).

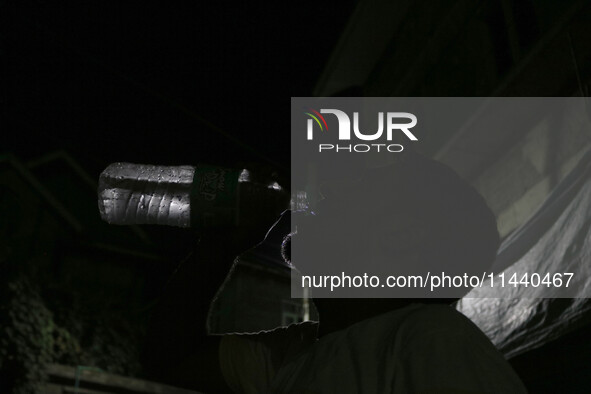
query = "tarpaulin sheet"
xmin=457 ymin=149 xmax=591 ymax=358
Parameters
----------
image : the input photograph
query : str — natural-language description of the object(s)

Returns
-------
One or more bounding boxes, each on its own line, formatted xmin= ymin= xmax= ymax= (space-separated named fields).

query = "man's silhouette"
xmin=145 ymin=151 xmax=526 ymax=393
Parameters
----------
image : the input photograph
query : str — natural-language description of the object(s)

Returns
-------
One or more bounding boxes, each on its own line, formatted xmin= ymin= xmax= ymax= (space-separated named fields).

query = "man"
xmin=146 ymin=150 xmax=527 ymax=393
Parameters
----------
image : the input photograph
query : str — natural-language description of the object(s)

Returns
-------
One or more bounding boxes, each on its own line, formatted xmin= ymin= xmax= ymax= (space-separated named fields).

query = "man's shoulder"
xmin=398 ymin=303 xmax=483 ymax=336
xmin=348 ymin=303 xmax=489 ymax=349
xmin=218 ymin=322 xmax=319 ymax=392
xmin=403 ymin=303 xmax=470 ymax=324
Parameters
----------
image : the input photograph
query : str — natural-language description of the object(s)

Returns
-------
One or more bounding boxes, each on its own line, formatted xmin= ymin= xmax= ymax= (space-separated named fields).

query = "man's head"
xmin=283 ymin=153 xmax=500 ymax=331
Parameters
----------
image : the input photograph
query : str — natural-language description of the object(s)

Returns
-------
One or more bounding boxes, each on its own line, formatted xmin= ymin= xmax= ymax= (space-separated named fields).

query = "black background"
xmin=5 ymin=1 xmax=357 ymax=176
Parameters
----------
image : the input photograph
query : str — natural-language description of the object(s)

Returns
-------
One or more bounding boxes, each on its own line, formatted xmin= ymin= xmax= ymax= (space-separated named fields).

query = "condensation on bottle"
xmin=98 ymin=162 xmax=289 ymax=229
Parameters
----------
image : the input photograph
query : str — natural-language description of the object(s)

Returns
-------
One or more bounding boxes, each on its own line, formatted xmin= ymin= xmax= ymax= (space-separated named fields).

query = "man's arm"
xmin=143 ymin=222 xmax=281 ymax=393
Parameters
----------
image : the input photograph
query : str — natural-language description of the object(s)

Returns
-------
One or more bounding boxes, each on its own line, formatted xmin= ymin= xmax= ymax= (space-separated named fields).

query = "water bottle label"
xmin=191 ymin=165 xmax=239 ymax=227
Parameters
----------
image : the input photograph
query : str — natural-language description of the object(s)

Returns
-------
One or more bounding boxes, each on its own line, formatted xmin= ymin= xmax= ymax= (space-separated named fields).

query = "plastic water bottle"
xmin=98 ymin=163 xmax=289 ymax=229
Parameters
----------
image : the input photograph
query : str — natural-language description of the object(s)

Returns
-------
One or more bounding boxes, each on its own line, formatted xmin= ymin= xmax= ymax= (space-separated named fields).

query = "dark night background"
xmin=5 ymin=1 xmax=356 ymax=171
xmin=2 ymin=0 xmax=591 ymax=393
xmin=2 ymin=1 xmax=358 ymax=392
